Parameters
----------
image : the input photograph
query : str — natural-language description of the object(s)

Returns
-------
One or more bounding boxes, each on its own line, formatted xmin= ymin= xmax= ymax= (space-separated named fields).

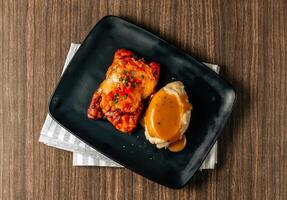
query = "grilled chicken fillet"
xmin=88 ymin=49 xmax=160 ymax=133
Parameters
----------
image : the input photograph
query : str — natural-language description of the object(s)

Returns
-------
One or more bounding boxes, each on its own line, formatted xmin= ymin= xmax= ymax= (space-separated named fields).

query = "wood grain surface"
xmin=0 ymin=0 xmax=286 ymax=199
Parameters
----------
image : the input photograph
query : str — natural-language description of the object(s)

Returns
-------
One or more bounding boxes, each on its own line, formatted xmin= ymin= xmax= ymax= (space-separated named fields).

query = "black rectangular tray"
xmin=49 ymin=15 xmax=235 ymax=188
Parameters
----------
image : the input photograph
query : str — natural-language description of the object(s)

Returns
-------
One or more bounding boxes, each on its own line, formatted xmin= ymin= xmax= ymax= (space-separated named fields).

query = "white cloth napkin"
xmin=39 ymin=43 xmax=218 ymax=169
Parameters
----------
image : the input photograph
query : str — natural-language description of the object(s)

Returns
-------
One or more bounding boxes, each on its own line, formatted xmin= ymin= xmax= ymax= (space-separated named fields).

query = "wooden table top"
xmin=1 ymin=0 xmax=286 ymax=199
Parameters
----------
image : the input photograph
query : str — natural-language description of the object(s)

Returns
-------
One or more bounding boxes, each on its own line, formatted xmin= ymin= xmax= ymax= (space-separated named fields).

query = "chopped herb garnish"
xmin=141 ymin=75 xmax=145 ymax=79
xmin=113 ymin=93 xmax=119 ymax=104
xmin=123 ymin=77 xmax=129 ymax=85
xmin=119 ymin=77 xmax=123 ymax=81
xmin=122 ymin=70 xmax=127 ymax=74
xmin=123 ymin=94 xmax=128 ymax=99
xmin=131 ymin=82 xmax=137 ymax=88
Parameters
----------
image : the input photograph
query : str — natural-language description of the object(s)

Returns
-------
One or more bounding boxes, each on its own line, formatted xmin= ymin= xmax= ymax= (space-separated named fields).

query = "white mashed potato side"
xmin=144 ymin=81 xmax=191 ymax=149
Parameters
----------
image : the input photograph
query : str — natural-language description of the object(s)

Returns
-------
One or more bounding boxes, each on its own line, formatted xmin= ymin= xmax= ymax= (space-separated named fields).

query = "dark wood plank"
xmin=0 ymin=0 xmax=286 ymax=199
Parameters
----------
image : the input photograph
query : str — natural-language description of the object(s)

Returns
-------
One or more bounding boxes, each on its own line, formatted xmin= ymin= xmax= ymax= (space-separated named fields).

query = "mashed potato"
xmin=144 ymin=81 xmax=192 ymax=151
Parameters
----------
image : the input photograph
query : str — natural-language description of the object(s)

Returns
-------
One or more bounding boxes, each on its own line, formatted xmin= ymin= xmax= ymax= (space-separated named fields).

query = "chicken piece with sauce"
xmin=88 ymin=49 xmax=160 ymax=133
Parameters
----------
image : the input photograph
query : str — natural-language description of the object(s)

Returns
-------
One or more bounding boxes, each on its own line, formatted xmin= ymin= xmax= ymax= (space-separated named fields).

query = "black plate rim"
xmin=47 ymin=15 xmax=236 ymax=189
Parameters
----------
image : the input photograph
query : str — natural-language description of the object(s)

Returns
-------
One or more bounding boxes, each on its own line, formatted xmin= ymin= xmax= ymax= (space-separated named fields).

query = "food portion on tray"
xmin=88 ymin=49 xmax=192 ymax=152
xmin=143 ymin=81 xmax=192 ymax=152
xmin=88 ymin=49 xmax=160 ymax=133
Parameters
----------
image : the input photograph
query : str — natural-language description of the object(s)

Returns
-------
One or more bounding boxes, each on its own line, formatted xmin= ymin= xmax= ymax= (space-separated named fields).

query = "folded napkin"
xmin=39 ymin=43 xmax=218 ymax=169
